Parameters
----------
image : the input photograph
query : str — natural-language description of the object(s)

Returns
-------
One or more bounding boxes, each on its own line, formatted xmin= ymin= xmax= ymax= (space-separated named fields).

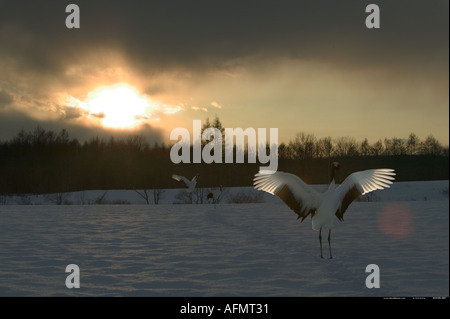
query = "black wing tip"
xmin=276 ymin=185 xmax=316 ymax=221
xmin=296 ymin=214 xmax=310 ymax=223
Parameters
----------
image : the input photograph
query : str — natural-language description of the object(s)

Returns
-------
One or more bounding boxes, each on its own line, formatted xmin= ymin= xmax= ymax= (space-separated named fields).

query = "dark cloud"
xmin=0 ymin=0 xmax=448 ymax=142
xmin=0 ymin=89 xmax=13 ymax=108
xmin=1 ymin=0 xmax=447 ymax=74
xmin=91 ymin=112 xmax=106 ymax=119
xmin=61 ymin=107 xmax=86 ymax=120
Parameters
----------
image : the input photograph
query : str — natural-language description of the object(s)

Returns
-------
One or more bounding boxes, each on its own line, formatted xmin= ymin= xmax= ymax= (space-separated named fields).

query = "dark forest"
xmin=0 ymin=120 xmax=448 ymax=195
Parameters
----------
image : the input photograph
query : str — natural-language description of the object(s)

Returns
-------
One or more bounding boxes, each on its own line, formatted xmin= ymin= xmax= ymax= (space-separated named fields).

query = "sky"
xmin=0 ymin=0 xmax=448 ymax=145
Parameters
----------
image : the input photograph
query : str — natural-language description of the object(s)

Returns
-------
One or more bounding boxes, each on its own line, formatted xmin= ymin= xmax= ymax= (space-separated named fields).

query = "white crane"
xmin=172 ymin=174 xmax=198 ymax=193
xmin=253 ymin=162 xmax=395 ymax=258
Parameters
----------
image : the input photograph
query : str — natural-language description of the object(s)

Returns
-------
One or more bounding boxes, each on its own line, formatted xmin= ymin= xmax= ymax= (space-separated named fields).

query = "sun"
xmin=66 ymin=83 xmax=184 ymax=129
xmin=84 ymin=83 xmax=152 ymax=129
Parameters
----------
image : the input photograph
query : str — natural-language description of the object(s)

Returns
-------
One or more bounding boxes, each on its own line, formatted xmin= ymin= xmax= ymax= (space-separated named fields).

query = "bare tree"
xmin=289 ymin=132 xmax=317 ymax=159
xmin=127 ymin=135 xmax=148 ymax=152
xmin=317 ymin=136 xmax=333 ymax=158
xmin=371 ymin=139 xmax=384 ymax=156
xmin=193 ymin=187 xmax=204 ymax=204
xmin=92 ymin=191 xmax=108 ymax=205
xmin=392 ymin=137 xmax=406 ymax=155
xmin=135 ymin=189 xmax=150 ymax=204
xmin=45 ymin=192 xmax=71 ymax=205
xmin=78 ymin=191 xmax=87 ymax=205
xmin=278 ymin=142 xmax=288 ymax=159
xmin=153 ymin=188 xmax=165 ymax=204
xmin=407 ymin=133 xmax=419 ymax=155
xmin=359 ymin=138 xmax=371 ymax=156
xmin=334 ymin=136 xmax=358 ymax=157
xmin=421 ymin=134 xmax=442 ymax=155
xmin=201 ymin=116 xmax=225 ymax=148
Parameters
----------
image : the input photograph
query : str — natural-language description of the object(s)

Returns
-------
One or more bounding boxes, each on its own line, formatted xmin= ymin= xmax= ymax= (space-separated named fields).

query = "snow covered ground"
xmin=1 ymin=180 xmax=448 ymax=206
xmin=0 ymin=181 xmax=448 ymax=296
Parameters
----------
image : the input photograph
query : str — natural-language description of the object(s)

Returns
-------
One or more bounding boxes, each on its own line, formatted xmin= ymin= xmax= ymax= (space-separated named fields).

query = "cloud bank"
xmin=0 ymin=0 xmax=448 ymax=143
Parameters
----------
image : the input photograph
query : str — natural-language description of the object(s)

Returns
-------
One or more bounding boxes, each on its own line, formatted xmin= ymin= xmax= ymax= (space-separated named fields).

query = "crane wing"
xmin=172 ymin=174 xmax=191 ymax=187
xmin=253 ymin=171 xmax=323 ymax=221
xmin=335 ymin=169 xmax=395 ymax=221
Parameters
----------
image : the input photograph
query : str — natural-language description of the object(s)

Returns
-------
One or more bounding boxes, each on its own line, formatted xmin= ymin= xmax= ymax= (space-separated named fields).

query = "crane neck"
xmin=328 ymin=178 xmax=336 ymax=190
xmin=330 ymin=164 xmax=340 ymax=185
xmin=330 ymin=168 xmax=337 ymax=183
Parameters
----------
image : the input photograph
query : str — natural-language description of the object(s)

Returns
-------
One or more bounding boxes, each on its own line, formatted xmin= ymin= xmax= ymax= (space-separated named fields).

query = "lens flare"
xmin=377 ymin=203 xmax=414 ymax=240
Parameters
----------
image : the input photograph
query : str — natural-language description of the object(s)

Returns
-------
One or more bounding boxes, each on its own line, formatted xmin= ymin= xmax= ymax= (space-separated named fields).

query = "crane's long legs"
xmin=328 ymin=229 xmax=332 ymax=259
xmin=319 ymin=228 xmax=333 ymax=259
xmin=319 ymin=228 xmax=323 ymax=259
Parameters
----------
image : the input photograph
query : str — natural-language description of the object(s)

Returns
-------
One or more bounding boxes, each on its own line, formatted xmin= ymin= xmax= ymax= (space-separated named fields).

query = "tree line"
xmin=278 ymin=132 xmax=448 ymax=159
xmin=0 ymin=121 xmax=448 ymax=195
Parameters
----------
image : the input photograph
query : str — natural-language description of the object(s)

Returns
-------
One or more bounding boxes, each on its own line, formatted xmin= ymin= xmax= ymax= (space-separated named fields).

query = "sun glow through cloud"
xmin=66 ymin=83 xmax=185 ymax=130
xmin=80 ymin=83 xmax=153 ymax=129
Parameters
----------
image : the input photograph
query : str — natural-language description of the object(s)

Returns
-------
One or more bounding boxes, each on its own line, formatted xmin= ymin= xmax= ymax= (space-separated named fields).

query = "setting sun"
xmin=84 ymin=83 xmax=152 ymax=129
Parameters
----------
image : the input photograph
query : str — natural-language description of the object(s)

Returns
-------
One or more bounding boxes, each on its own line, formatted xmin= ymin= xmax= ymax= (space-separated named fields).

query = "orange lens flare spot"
xmin=377 ymin=203 xmax=414 ymax=240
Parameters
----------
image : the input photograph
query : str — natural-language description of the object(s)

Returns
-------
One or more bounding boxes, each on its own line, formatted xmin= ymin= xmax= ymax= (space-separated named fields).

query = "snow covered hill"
xmin=1 ymin=180 xmax=448 ymax=205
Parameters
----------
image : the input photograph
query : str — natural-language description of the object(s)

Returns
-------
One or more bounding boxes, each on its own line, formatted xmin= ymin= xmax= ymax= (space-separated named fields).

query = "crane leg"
xmin=319 ymin=228 xmax=323 ymax=259
xmin=328 ymin=229 xmax=333 ymax=259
